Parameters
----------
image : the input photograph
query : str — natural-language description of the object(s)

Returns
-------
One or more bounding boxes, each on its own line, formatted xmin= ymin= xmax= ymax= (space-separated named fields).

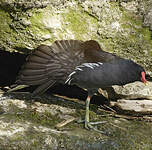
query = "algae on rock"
xmin=0 ymin=0 xmax=152 ymax=70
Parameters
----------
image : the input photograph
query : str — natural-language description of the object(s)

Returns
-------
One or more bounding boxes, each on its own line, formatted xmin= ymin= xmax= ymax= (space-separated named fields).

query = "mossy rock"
xmin=0 ymin=0 xmax=151 ymax=70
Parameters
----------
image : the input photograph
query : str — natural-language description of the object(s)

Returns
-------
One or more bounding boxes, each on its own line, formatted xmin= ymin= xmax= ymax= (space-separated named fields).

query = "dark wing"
xmin=82 ymin=40 xmax=121 ymax=63
xmin=86 ymin=50 xmax=120 ymax=63
xmin=16 ymin=40 xmax=84 ymax=96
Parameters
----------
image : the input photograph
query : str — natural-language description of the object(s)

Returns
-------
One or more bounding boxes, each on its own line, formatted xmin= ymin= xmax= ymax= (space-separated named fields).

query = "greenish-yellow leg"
xmin=85 ymin=96 xmax=90 ymax=129
xmin=84 ymin=95 xmax=107 ymax=134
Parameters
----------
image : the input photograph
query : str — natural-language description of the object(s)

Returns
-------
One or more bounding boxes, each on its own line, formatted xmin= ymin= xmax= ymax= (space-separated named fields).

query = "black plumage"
xmin=66 ymin=59 xmax=146 ymax=89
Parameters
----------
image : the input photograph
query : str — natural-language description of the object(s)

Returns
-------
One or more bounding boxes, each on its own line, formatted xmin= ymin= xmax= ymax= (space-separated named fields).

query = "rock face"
xmin=0 ymin=0 xmax=152 ymax=70
xmin=99 ymin=81 xmax=152 ymax=101
xmin=112 ymin=81 xmax=152 ymax=99
xmin=111 ymin=99 xmax=152 ymax=114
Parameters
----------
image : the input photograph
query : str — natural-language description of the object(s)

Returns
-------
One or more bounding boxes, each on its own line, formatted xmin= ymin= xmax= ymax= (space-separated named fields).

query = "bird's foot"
xmin=85 ymin=121 xmax=107 ymax=134
xmin=77 ymin=119 xmax=107 ymax=134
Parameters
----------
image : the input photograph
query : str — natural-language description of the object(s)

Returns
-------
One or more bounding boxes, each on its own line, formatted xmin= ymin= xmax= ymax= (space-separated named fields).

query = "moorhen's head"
xmin=130 ymin=62 xmax=147 ymax=84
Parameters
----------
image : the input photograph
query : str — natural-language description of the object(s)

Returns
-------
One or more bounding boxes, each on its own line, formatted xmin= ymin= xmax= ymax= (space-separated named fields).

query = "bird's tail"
xmin=15 ymin=40 xmax=84 ymax=96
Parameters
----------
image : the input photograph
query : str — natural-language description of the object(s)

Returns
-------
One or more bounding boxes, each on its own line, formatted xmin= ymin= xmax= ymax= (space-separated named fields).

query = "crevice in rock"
xmin=0 ymin=49 xmax=26 ymax=87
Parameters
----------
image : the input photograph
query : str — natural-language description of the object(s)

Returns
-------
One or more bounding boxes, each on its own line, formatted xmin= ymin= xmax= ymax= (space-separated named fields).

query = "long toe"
xmin=85 ymin=121 xmax=107 ymax=134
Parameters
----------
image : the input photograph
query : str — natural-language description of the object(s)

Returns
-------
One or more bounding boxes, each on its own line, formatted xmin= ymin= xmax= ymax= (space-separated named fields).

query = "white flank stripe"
xmin=68 ymin=79 xmax=73 ymax=85
xmin=65 ymin=62 xmax=103 ymax=85
xmin=65 ymin=71 xmax=76 ymax=84
xmin=68 ymin=71 xmax=76 ymax=78
xmin=98 ymin=62 xmax=103 ymax=65
xmin=75 ymin=67 xmax=83 ymax=71
xmin=76 ymin=63 xmax=102 ymax=70
xmin=65 ymin=77 xmax=71 ymax=84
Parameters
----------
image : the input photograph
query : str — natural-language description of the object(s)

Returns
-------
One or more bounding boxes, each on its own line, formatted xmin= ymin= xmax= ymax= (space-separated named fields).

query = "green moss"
xmin=150 ymin=51 xmax=152 ymax=57
xmin=121 ymin=10 xmax=152 ymax=46
xmin=29 ymin=8 xmax=62 ymax=45
xmin=61 ymin=8 xmax=98 ymax=40
xmin=29 ymin=10 xmax=49 ymax=34
xmin=1 ymin=103 xmax=59 ymax=127
xmin=28 ymin=5 xmax=99 ymax=45
xmin=101 ymin=7 xmax=152 ymax=70
xmin=0 ymin=10 xmax=15 ymax=51
xmin=0 ymin=9 xmax=34 ymax=53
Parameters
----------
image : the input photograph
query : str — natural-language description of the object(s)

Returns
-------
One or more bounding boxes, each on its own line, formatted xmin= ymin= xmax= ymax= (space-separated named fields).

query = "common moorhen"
xmin=8 ymin=40 xmax=147 ymax=133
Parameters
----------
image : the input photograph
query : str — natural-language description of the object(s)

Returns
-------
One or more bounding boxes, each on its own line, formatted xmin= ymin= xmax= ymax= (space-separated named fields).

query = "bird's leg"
xmin=85 ymin=95 xmax=90 ymax=129
xmin=84 ymin=90 xmax=107 ymax=134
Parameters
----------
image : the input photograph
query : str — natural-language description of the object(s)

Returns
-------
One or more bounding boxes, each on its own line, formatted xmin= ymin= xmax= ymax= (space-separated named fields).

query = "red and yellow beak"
xmin=141 ymin=71 xmax=147 ymax=85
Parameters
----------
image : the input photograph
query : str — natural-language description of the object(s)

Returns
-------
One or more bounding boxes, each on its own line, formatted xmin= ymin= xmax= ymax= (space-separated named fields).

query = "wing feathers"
xmin=24 ymin=62 xmax=46 ymax=69
xmin=20 ymin=68 xmax=45 ymax=76
xmin=32 ymin=80 xmax=55 ymax=96
xmin=28 ymin=55 xmax=49 ymax=64
xmin=16 ymin=40 xmax=84 ymax=95
xmin=17 ymin=76 xmax=49 ymax=85
xmin=19 ymin=74 xmax=47 ymax=81
xmin=37 ymin=45 xmax=53 ymax=56
xmin=34 ymin=50 xmax=51 ymax=60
